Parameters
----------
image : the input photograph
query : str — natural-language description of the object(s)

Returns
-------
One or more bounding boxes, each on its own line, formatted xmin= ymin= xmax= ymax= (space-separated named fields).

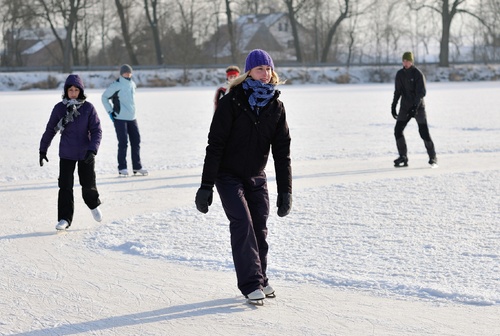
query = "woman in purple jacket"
xmin=39 ymin=74 xmax=103 ymax=230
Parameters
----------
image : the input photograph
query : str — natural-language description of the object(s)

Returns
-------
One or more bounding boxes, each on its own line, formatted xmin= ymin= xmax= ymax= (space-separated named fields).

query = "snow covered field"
xmin=1 ymin=82 xmax=499 ymax=335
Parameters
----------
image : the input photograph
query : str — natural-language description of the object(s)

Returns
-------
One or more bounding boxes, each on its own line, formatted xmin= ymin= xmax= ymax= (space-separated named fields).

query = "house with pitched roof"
xmin=206 ymin=12 xmax=310 ymax=64
xmin=3 ymin=28 xmax=65 ymax=67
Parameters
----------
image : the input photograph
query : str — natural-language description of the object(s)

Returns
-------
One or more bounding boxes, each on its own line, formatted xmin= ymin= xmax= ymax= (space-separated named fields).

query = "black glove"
xmin=276 ymin=192 xmax=292 ymax=217
xmin=409 ymin=105 xmax=418 ymax=117
xmin=39 ymin=151 xmax=48 ymax=167
xmin=391 ymin=104 xmax=398 ymax=119
xmin=195 ymin=183 xmax=214 ymax=214
xmin=84 ymin=150 xmax=96 ymax=164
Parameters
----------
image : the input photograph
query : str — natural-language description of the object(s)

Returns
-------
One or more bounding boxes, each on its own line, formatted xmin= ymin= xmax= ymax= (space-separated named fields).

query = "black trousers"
xmin=216 ymin=172 xmax=270 ymax=296
xmin=394 ymin=113 xmax=436 ymax=159
xmin=58 ymin=158 xmax=101 ymax=225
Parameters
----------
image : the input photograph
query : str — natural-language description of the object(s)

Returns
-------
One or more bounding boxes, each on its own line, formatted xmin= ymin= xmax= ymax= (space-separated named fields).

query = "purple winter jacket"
xmin=39 ymin=87 xmax=102 ymax=161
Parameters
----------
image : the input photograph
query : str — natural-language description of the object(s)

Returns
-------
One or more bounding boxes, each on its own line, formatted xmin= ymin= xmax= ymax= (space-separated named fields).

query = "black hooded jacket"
xmin=392 ymin=65 xmax=427 ymax=115
xmin=201 ymin=83 xmax=292 ymax=194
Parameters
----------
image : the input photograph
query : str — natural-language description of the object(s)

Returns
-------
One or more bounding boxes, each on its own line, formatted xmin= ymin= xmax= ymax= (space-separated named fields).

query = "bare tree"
xmin=94 ymin=0 xmax=115 ymax=65
xmin=408 ymin=0 xmax=484 ymax=66
xmin=1 ymin=0 xmax=37 ymax=66
xmin=320 ymin=0 xmax=350 ymax=62
xmin=283 ymin=0 xmax=307 ymax=63
xmin=144 ymin=0 xmax=164 ymax=65
xmin=34 ymin=0 xmax=81 ymax=71
xmin=225 ymin=0 xmax=237 ymax=63
xmin=115 ymin=0 xmax=139 ymax=65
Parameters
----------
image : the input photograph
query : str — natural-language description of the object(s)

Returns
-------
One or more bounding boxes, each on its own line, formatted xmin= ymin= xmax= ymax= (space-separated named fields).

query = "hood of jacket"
xmin=64 ymin=74 xmax=85 ymax=92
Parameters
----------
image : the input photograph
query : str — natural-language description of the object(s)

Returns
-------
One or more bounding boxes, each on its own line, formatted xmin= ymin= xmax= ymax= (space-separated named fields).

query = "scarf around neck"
xmin=55 ymin=98 xmax=85 ymax=133
xmin=242 ymin=78 xmax=276 ymax=114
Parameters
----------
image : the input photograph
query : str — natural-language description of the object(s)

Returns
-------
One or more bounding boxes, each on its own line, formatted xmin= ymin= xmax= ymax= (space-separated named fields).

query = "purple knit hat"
xmin=64 ymin=74 xmax=85 ymax=94
xmin=244 ymin=49 xmax=274 ymax=72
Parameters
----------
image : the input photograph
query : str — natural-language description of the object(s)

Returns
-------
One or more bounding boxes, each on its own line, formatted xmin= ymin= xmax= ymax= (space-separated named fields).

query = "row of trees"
xmin=1 ymin=0 xmax=499 ymax=72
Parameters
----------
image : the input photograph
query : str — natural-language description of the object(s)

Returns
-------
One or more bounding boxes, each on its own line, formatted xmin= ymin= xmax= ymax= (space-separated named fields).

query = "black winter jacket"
xmin=392 ymin=65 xmax=427 ymax=117
xmin=201 ymin=83 xmax=292 ymax=194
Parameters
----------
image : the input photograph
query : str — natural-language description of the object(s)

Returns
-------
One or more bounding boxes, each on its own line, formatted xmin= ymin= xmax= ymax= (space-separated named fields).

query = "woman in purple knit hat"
xmin=196 ymin=49 xmax=292 ymax=305
xmin=39 ymin=74 xmax=103 ymax=230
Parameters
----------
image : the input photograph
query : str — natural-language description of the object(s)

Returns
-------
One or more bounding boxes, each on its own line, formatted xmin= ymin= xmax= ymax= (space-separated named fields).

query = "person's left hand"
xmin=277 ymin=192 xmax=292 ymax=217
xmin=84 ymin=150 xmax=96 ymax=164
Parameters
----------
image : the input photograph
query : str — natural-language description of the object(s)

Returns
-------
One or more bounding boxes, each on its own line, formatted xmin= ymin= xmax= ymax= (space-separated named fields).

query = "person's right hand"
xmin=408 ymin=105 xmax=418 ymax=118
xmin=391 ymin=106 xmax=398 ymax=119
xmin=108 ymin=111 xmax=116 ymax=121
xmin=195 ymin=184 xmax=214 ymax=214
xmin=39 ymin=151 xmax=48 ymax=167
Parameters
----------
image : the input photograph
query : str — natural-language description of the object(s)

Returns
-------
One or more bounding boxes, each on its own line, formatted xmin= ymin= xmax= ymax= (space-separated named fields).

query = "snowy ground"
xmin=1 ymin=82 xmax=499 ymax=335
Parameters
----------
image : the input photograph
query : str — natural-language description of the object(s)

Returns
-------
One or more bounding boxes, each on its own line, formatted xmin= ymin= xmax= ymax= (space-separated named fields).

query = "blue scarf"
xmin=242 ymin=78 xmax=276 ymax=114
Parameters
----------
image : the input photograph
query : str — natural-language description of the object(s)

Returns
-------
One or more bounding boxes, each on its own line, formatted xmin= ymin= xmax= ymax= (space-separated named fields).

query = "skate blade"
xmin=394 ymin=164 xmax=408 ymax=168
xmin=430 ymin=164 xmax=439 ymax=168
xmin=265 ymin=293 xmax=276 ymax=298
xmin=247 ymin=299 xmax=264 ymax=306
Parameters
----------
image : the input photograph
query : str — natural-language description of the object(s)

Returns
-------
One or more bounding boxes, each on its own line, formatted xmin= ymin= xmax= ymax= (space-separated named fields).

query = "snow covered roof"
xmin=13 ymin=28 xmax=66 ymax=55
xmin=215 ymin=13 xmax=287 ymax=58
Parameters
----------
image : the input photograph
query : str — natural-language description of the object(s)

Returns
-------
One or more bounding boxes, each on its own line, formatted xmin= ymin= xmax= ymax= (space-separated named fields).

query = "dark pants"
xmin=113 ymin=119 xmax=142 ymax=170
xmin=58 ymin=158 xmax=101 ymax=225
xmin=216 ymin=172 xmax=270 ymax=296
xmin=394 ymin=111 xmax=436 ymax=159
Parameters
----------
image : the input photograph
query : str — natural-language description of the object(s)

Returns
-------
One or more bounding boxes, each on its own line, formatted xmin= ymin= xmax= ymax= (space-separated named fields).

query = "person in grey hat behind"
xmin=102 ymin=64 xmax=148 ymax=176
xmin=391 ymin=51 xmax=437 ymax=168
xmin=195 ymin=49 xmax=292 ymax=305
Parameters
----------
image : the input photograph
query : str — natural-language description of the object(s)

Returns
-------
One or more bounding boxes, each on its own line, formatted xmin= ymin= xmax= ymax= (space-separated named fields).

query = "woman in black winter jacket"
xmin=195 ymin=49 xmax=292 ymax=305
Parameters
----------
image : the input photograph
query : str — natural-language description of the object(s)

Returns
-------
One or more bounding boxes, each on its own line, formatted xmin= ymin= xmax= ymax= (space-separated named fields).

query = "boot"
xmin=394 ymin=156 xmax=408 ymax=167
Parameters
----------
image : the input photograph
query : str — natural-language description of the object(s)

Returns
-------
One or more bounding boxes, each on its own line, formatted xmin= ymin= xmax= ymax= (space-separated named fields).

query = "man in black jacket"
xmin=391 ymin=51 xmax=437 ymax=167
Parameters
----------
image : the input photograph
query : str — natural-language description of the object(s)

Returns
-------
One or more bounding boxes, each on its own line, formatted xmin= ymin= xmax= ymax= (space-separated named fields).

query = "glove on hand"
xmin=276 ymin=192 xmax=292 ymax=217
xmin=108 ymin=111 xmax=116 ymax=121
xmin=409 ymin=105 xmax=418 ymax=118
xmin=391 ymin=105 xmax=398 ymax=119
xmin=39 ymin=151 xmax=48 ymax=167
xmin=84 ymin=150 xmax=96 ymax=164
xmin=195 ymin=183 xmax=214 ymax=214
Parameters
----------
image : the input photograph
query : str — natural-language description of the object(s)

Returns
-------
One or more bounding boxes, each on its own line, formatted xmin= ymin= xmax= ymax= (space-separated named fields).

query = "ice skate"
xmin=263 ymin=285 xmax=276 ymax=298
xmin=119 ymin=169 xmax=129 ymax=177
xmin=55 ymin=219 xmax=70 ymax=231
xmin=133 ymin=169 xmax=149 ymax=176
xmin=91 ymin=207 xmax=102 ymax=222
xmin=245 ymin=288 xmax=265 ymax=306
xmin=394 ymin=156 xmax=408 ymax=168
xmin=429 ymin=157 xmax=438 ymax=168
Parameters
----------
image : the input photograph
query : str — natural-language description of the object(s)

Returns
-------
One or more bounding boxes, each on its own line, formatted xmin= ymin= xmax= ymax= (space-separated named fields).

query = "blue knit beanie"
xmin=244 ymin=49 xmax=274 ymax=72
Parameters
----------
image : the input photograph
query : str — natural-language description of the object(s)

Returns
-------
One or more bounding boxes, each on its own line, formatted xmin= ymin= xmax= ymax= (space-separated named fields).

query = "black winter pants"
xmin=394 ymin=114 xmax=436 ymax=159
xmin=216 ymin=172 xmax=270 ymax=296
xmin=58 ymin=158 xmax=101 ymax=225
